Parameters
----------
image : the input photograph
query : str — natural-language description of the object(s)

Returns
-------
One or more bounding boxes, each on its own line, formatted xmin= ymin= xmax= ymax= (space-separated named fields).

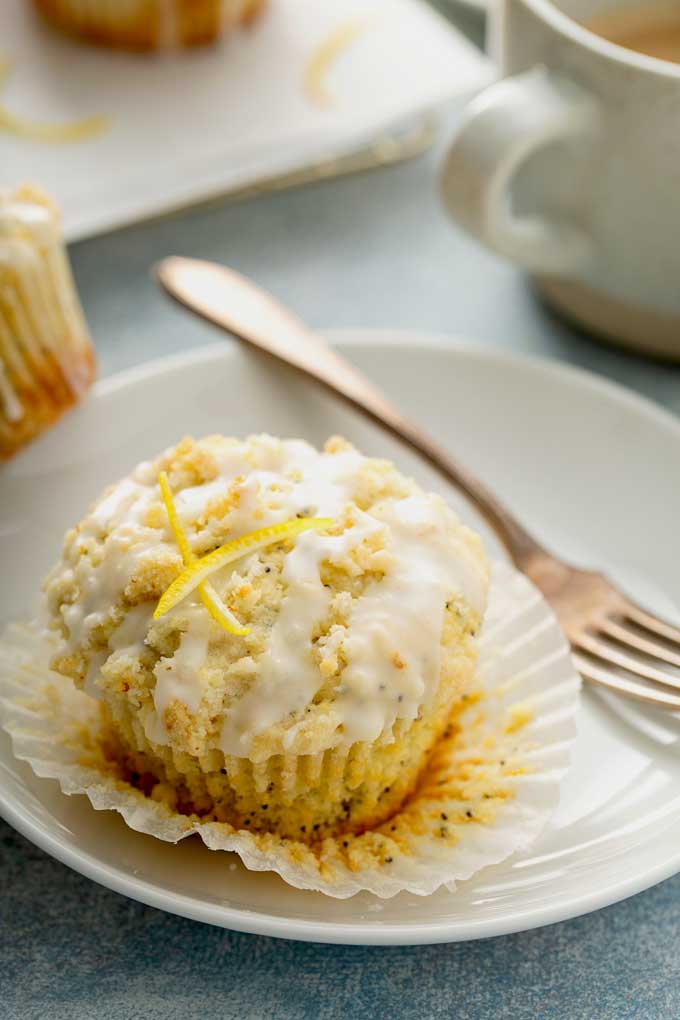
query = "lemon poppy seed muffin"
xmin=0 ymin=185 xmax=95 ymax=462
xmin=44 ymin=434 xmax=489 ymax=841
xmin=32 ymin=0 xmax=268 ymax=50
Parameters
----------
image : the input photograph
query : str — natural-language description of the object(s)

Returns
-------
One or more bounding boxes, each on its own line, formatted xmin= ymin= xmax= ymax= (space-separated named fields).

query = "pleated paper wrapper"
xmin=0 ymin=560 xmax=580 ymax=898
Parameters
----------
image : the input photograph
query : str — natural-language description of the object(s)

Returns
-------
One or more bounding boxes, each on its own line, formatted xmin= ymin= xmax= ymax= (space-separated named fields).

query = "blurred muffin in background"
xmin=32 ymin=0 xmax=268 ymax=50
xmin=0 ymin=185 xmax=95 ymax=462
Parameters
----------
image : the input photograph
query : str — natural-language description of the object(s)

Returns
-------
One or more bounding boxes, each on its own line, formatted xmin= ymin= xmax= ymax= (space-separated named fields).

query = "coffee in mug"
xmin=583 ymin=2 xmax=680 ymax=63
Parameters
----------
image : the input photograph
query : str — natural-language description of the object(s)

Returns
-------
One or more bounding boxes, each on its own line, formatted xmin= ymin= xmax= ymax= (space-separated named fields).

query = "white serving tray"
xmin=0 ymin=0 xmax=490 ymax=240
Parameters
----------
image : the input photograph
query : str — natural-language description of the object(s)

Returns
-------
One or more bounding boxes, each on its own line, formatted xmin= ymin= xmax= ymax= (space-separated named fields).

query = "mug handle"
xmin=440 ymin=67 xmax=600 ymax=276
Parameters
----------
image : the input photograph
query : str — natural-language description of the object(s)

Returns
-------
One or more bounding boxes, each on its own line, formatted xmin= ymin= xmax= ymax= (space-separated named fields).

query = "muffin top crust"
xmin=45 ymin=434 xmax=489 ymax=762
xmin=0 ymin=185 xmax=59 ymax=252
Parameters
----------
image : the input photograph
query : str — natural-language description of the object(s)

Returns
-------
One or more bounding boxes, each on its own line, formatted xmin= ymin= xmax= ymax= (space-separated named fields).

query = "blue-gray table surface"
xmin=3 ymin=5 xmax=680 ymax=1018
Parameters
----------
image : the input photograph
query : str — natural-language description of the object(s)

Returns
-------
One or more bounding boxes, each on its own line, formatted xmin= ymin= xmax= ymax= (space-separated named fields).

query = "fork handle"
xmin=156 ymin=257 xmax=545 ymax=568
xmin=337 ymin=390 xmax=542 ymax=566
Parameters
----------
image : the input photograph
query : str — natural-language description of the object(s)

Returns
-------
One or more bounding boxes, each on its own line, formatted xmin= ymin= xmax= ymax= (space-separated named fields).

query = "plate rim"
xmin=88 ymin=331 xmax=680 ymax=447
xmin=3 ymin=329 xmax=680 ymax=945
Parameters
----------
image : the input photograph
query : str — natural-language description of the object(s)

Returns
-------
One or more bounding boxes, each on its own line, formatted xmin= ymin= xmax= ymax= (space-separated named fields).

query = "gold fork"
xmin=156 ymin=256 xmax=680 ymax=711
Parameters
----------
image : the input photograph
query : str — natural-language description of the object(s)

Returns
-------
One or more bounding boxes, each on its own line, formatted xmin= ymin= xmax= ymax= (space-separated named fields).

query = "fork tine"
xmin=598 ymin=619 xmax=680 ymax=669
xmin=573 ymin=633 xmax=680 ymax=690
xmin=573 ymin=653 xmax=680 ymax=710
xmin=624 ymin=602 xmax=680 ymax=646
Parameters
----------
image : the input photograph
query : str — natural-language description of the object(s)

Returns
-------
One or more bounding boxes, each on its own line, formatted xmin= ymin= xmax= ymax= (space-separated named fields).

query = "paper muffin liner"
xmin=0 ymin=185 xmax=95 ymax=462
xmin=33 ymin=0 xmax=268 ymax=50
xmin=0 ymin=560 xmax=580 ymax=898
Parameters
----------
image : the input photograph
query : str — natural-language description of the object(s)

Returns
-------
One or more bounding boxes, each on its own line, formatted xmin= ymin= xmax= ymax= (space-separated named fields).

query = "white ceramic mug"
xmin=440 ymin=0 xmax=680 ymax=359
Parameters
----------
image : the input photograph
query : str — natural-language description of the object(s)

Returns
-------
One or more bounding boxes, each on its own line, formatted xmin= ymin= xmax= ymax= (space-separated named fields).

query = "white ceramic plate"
xmin=2 ymin=331 xmax=680 ymax=945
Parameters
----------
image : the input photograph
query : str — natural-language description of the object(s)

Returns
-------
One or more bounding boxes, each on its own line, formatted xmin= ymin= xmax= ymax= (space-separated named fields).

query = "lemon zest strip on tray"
xmin=154 ymin=513 xmax=334 ymax=621
xmin=0 ymin=108 xmax=109 ymax=143
xmin=0 ymin=56 xmax=109 ymax=144
xmin=304 ymin=20 xmax=368 ymax=110
xmin=158 ymin=471 xmax=249 ymax=637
